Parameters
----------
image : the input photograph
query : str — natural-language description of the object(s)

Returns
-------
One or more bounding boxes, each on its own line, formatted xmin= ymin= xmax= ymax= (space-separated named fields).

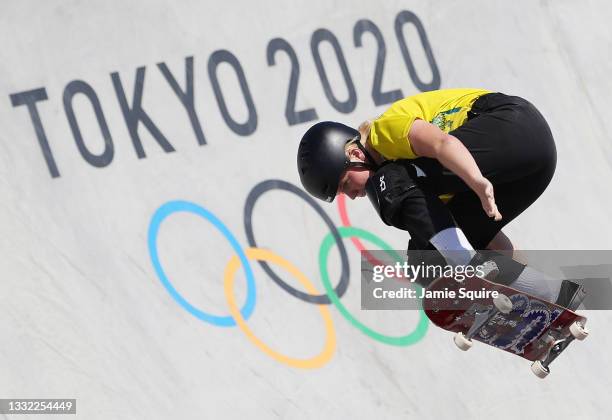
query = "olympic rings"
xmin=148 ymin=180 xmax=431 ymax=367
xmin=224 ymin=248 xmax=336 ymax=369
xmin=319 ymin=226 xmax=429 ymax=346
xmin=244 ymin=179 xmax=350 ymax=304
xmin=148 ymin=200 xmax=256 ymax=327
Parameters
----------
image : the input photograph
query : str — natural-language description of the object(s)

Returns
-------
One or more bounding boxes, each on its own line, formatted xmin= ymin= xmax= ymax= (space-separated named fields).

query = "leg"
xmin=448 ymin=161 xmax=555 ymax=249
xmin=486 ymin=230 xmax=514 ymax=252
xmin=486 ymin=230 xmax=529 ymax=265
xmin=364 ymin=161 xmax=477 ymax=285
xmin=446 ymin=168 xmax=560 ymax=294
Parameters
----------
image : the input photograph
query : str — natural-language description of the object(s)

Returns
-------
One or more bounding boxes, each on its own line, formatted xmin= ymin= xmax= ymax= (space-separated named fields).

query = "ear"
xmin=347 ymin=147 xmax=365 ymax=162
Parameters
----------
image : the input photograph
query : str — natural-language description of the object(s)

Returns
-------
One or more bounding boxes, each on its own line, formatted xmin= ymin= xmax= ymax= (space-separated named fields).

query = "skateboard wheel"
xmin=569 ymin=321 xmax=589 ymax=340
xmin=531 ymin=361 xmax=550 ymax=379
xmin=454 ymin=332 xmax=473 ymax=351
xmin=493 ymin=294 xmax=513 ymax=314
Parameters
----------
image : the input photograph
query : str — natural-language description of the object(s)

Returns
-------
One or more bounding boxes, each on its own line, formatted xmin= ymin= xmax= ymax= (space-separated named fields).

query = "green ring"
xmin=319 ymin=226 xmax=429 ymax=346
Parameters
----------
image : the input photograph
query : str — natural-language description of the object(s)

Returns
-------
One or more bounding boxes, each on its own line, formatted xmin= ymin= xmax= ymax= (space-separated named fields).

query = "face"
xmin=337 ymin=167 xmax=371 ymax=200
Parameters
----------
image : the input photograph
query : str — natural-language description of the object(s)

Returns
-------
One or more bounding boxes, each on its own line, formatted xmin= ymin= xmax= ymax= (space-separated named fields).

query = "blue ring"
xmin=148 ymin=200 xmax=256 ymax=327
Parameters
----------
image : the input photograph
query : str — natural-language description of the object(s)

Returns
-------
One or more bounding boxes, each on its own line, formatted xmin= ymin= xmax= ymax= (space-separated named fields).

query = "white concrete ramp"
xmin=1 ymin=1 xmax=610 ymax=418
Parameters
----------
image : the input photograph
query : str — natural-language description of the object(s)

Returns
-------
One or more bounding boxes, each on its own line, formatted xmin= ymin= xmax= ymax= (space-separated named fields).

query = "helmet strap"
xmin=351 ymin=137 xmax=379 ymax=170
xmin=347 ymin=161 xmax=373 ymax=171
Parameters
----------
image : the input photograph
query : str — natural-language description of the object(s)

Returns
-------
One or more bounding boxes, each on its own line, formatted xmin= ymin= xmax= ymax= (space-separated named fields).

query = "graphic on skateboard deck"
xmin=422 ymin=274 xmax=588 ymax=378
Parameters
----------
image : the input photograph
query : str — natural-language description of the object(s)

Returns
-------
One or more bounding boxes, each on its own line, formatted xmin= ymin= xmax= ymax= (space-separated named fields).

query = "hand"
xmin=471 ymin=177 xmax=502 ymax=221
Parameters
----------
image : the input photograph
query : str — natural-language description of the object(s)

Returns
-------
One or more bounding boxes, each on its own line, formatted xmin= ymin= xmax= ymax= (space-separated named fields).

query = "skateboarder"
xmin=297 ymin=88 xmax=583 ymax=309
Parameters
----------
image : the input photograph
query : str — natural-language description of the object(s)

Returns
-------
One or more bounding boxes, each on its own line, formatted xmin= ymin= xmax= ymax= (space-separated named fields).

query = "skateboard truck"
xmin=453 ymin=294 xmax=513 ymax=351
xmin=530 ymin=321 xmax=589 ymax=378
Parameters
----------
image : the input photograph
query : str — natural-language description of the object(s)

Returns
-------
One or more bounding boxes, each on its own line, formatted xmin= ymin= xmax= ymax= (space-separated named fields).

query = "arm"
xmin=408 ymin=119 xmax=502 ymax=221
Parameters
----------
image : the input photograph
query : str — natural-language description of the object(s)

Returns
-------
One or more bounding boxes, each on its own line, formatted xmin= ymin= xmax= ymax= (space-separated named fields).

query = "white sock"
xmin=429 ymin=228 xmax=476 ymax=266
xmin=510 ymin=266 xmax=562 ymax=302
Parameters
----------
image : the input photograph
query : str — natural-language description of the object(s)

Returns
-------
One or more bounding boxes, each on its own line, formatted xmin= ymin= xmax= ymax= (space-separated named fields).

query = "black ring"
xmin=244 ymin=179 xmax=350 ymax=304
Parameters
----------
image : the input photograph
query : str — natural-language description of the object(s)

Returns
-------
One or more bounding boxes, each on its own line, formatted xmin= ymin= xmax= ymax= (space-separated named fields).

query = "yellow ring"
xmin=224 ymin=248 xmax=336 ymax=369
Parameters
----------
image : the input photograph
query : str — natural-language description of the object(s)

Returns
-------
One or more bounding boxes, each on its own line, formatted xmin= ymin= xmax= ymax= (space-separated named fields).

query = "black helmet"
xmin=297 ymin=121 xmax=364 ymax=202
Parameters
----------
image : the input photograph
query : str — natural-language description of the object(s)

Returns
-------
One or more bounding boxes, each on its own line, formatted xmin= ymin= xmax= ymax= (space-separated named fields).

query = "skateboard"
xmin=422 ymin=274 xmax=589 ymax=378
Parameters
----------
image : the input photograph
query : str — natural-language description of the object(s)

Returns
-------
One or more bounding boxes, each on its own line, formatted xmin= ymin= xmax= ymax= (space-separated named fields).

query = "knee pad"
xmin=365 ymin=161 xmax=418 ymax=226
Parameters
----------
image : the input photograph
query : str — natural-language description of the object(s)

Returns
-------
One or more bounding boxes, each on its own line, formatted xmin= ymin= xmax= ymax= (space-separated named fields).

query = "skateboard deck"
xmin=422 ymin=274 xmax=588 ymax=372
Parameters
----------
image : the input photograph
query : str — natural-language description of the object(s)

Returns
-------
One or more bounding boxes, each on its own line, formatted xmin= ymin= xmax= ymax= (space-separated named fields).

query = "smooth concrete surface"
xmin=1 ymin=1 xmax=610 ymax=418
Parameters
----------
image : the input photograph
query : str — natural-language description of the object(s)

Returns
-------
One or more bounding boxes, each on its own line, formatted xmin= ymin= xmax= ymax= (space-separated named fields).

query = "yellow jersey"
xmin=369 ymin=88 xmax=491 ymax=160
